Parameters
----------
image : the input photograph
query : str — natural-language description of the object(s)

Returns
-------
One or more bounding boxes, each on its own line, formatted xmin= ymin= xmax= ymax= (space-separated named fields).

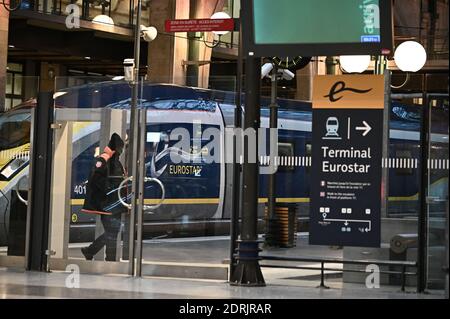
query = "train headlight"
xmin=0 ymin=158 xmax=28 ymax=179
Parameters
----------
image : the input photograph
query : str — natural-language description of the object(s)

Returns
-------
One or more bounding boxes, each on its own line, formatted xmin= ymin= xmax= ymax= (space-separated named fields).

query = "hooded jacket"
xmin=81 ymin=133 xmax=126 ymax=215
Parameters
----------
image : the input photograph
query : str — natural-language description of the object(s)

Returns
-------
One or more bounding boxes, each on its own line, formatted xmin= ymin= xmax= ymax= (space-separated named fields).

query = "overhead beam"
xmin=9 ymin=21 xmax=145 ymax=65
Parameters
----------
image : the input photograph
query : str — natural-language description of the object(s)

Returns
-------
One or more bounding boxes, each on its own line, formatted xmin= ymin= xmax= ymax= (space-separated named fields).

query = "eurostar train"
xmin=0 ymin=82 xmax=448 ymax=244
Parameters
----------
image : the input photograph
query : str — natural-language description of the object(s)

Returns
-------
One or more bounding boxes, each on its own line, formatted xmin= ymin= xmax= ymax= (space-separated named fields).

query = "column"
xmin=295 ymin=58 xmax=327 ymax=101
xmin=0 ymin=8 xmax=9 ymax=112
xmin=191 ymin=0 xmax=225 ymax=88
xmin=147 ymin=0 xmax=190 ymax=85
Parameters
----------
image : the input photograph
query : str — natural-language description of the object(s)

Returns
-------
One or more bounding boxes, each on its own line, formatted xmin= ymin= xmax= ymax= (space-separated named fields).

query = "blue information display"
xmin=310 ymin=75 xmax=386 ymax=247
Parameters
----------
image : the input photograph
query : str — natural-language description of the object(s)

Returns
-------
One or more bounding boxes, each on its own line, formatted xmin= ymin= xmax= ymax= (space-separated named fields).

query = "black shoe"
xmin=81 ymin=247 xmax=93 ymax=260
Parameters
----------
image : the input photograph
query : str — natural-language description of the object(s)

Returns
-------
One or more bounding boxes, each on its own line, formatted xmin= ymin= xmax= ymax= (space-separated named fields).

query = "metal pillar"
xmin=27 ymin=92 xmax=54 ymax=271
xmin=135 ymin=108 xmax=146 ymax=277
xmin=445 ymin=200 xmax=449 ymax=299
xmin=127 ymin=0 xmax=143 ymax=276
xmin=186 ymin=1 xmax=200 ymax=87
xmin=230 ymin=56 xmax=265 ymax=286
xmin=229 ymin=22 xmax=243 ymax=278
xmin=267 ymin=65 xmax=278 ymax=220
xmin=374 ymin=57 xmax=390 ymax=221
xmin=418 ymin=74 xmax=430 ymax=293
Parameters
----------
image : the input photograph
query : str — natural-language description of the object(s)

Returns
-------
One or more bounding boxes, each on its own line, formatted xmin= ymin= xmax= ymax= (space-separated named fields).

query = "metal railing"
xmin=259 ymin=255 xmax=418 ymax=292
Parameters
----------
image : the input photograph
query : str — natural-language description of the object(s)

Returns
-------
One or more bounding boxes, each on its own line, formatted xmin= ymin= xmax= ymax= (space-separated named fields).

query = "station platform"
xmin=0 ymin=267 xmax=444 ymax=299
xmin=0 ymin=233 xmax=446 ymax=299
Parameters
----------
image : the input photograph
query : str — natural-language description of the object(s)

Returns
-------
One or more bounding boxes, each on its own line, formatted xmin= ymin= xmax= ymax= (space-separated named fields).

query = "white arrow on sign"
xmin=356 ymin=121 xmax=372 ymax=136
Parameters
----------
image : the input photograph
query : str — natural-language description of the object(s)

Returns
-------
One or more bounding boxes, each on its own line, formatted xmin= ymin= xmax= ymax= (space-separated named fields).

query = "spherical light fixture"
xmin=339 ymin=55 xmax=371 ymax=73
xmin=394 ymin=41 xmax=427 ymax=72
xmin=210 ymin=11 xmax=231 ymax=36
xmin=92 ymin=15 xmax=115 ymax=26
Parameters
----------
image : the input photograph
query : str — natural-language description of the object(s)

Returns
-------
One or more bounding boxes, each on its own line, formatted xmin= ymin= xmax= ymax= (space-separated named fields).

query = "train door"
xmin=426 ymin=94 xmax=449 ymax=290
xmin=0 ymin=76 xmax=39 ymax=270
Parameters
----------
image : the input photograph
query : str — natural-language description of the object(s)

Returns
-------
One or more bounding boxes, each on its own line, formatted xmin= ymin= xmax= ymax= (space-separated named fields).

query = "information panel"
xmin=310 ymin=75 xmax=386 ymax=247
xmin=241 ymin=0 xmax=393 ymax=57
xmin=254 ymin=0 xmax=381 ymax=45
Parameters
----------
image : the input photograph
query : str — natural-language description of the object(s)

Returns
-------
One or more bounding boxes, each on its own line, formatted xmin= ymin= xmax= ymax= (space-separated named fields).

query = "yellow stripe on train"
xmin=70 ymin=196 xmax=421 ymax=206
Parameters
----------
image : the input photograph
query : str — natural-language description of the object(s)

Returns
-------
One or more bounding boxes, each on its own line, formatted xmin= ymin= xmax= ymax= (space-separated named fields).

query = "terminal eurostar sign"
xmin=310 ymin=75 xmax=385 ymax=247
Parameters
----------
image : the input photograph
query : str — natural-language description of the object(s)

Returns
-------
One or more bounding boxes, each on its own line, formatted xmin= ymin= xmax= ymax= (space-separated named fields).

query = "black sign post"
xmin=310 ymin=75 xmax=387 ymax=247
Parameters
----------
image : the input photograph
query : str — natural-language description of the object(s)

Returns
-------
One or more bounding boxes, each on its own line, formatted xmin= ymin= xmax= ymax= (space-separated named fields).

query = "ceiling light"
xmin=339 ymin=55 xmax=371 ymax=73
xmin=210 ymin=12 xmax=231 ymax=36
xmin=394 ymin=41 xmax=427 ymax=72
xmin=92 ymin=15 xmax=115 ymax=26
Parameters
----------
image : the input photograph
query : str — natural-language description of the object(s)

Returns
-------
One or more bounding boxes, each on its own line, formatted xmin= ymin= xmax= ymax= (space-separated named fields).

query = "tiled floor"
xmin=0 ymin=267 xmax=445 ymax=299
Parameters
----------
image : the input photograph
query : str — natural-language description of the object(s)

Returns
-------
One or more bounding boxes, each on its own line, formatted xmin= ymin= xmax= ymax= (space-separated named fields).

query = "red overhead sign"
xmin=165 ymin=18 xmax=234 ymax=33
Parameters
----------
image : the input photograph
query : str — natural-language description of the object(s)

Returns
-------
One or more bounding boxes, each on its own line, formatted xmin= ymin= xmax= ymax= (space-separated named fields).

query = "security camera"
xmin=280 ymin=69 xmax=295 ymax=81
xmin=140 ymin=25 xmax=158 ymax=42
xmin=261 ymin=63 xmax=274 ymax=79
xmin=123 ymin=58 xmax=135 ymax=82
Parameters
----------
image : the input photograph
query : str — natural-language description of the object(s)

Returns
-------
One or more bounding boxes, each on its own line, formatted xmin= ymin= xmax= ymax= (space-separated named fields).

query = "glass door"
xmin=47 ymin=77 xmax=131 ymax=275
xmin=0 ymin=76 xmax=39 ymax=269
xmin=426 ymin=94 xmax=449 ymax=290
xmin=132 ymin=76 xmax=234 ymax=280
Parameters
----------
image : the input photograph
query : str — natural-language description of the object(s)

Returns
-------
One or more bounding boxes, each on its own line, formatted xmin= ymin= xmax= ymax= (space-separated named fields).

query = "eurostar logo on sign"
xmin=310 ymin=75 xmax=387 ymax=248
xmin=313 ymin=75 xmax=384 ymax=109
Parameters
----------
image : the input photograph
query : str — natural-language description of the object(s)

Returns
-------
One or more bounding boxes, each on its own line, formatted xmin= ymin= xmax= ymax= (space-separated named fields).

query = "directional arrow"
xmin=344 ymin=221 xmax=349 ymax=226
xmin=356 ymin=121 xmax=372 ymax=136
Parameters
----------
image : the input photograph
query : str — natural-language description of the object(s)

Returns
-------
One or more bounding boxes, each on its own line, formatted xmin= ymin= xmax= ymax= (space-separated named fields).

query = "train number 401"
xmin=73 ymin=185 xmax=87 ymax=195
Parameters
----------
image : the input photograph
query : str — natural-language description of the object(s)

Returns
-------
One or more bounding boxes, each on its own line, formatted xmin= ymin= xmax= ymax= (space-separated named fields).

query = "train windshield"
xmin=0 ymin=109 xmax=31 ymax=151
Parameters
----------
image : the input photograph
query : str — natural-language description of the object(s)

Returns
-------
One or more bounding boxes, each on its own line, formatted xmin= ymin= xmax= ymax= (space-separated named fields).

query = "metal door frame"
xmin=46 ymin=107 xmax=133 ymax=276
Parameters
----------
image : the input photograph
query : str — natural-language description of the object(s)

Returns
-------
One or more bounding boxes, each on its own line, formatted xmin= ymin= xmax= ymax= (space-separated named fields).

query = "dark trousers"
xmin=85 ymin=214 xmax=121 ymax=261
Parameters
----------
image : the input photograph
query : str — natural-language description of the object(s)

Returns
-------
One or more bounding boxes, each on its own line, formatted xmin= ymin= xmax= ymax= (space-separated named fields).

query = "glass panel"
xmin=14 ymin=76 xmax=22 ymax=96
xmin=4 ymin=99 xmax=12 ymax=111
xmin=5 ymin=73 xmax=13 ymax=95
xmin=7 ymin=63 xmax=23 ymax=73
xmin=0 ymin=76 xmax=40 ymax=266
xmin=137 ymin=76 xmax=235 ymax=278
xmin=250 ymin=73 xmax=427 ymax=289
xmin=12 ymin=99 xmax=22 ymax=108
xmin=47 ymin=75 xmax=236 ymax=279
xmin=427 ymin=95 xmax=449 ymax=290
xmin=48 ymin=76 xmax=131 ymax=274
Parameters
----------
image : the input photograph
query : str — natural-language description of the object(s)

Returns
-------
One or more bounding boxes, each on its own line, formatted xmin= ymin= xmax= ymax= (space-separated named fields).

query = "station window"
xmin=5 ymin=63 xmax=24 ymax=111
